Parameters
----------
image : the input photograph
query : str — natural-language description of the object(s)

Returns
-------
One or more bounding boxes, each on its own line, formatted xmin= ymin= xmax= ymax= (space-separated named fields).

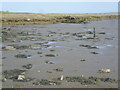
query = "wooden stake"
xmin=93 ymin=27 xmax=96 ymax=39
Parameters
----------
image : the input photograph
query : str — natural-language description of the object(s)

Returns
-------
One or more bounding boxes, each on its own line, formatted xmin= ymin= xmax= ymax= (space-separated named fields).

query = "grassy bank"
xmin=1 ymin=12 xmax=118 ymax=25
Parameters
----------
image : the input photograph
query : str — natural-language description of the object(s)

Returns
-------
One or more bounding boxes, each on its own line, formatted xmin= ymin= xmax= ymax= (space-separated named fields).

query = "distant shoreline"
xmin=1 ymin=12 xmax=119 ymax=25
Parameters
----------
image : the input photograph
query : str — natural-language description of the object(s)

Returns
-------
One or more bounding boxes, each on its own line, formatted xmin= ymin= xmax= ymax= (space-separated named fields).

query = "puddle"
xmin=96 ymin=44 xmax=113 ymax=49
xmin=31 ymin=47 xmax=42 ymax=50
xmin=47 ymin=42 xmax=57 ymax=45
xmin=106 ymin=45 xmax=113 ymax=47
xmin=83 ymin=29 xmax=92 ymax=31
xmin=34 ymin=41 xmax=57 ymax=45
xmin=31 ymin=46 xmax=61 ymax=50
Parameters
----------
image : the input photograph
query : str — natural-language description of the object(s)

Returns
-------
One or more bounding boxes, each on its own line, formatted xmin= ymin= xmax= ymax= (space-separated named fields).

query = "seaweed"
xmin=22 ymin=64 xmax=32 ymax=69
xmin=65 ymin=76 xmax=95 ymax=85
xmin=3 ymin=69 xmax=26 ymax=80
xmin=15 ymin=54 xmax=31 ymax=58
xmin=80 ymin=44 xmax=98 ymax=49
xmin=90 ymin=52 xmax=99 ymax=54
xmin=2 ymin=69 xmax=33 ymax=82
xmin=15 ymin=54 xmax=28 ymax=58
xmin=45 ymin=61 xmax=54 ymax=64
xmin=45 ymin=54 xmax=58 ymax=57
xmin=33 ymin=79 xmax=61 ymax=85
xmin=54 ymin=68 xmax=63 ymax=72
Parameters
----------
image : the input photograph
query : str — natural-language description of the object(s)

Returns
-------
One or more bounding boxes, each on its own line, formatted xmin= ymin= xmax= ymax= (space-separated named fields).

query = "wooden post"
xmin=93 ymin=27 xmax=96 ymax=39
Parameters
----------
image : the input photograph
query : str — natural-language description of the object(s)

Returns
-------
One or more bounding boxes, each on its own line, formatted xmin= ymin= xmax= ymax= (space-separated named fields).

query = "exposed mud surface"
xmin=2 ymin=19 xmax=118 ymax=88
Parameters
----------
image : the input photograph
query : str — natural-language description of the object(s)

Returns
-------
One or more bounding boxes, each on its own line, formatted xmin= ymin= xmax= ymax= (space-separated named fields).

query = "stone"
xmin=17 ymin=75 xmax=25 ymax=80
xmin=4 ymin=46 xmax=16 ymax=50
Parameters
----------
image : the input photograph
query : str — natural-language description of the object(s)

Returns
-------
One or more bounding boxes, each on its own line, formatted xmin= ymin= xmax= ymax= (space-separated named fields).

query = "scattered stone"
xmin=2 ymin=78 xmax=7 ymax=82
xmin=3 ymin=46 xmax=16 ymax=50
xmin=80 ymin=59 xmax=86 ymax=61
xmin=65 ymin=76 xmax=95 ymax=85
xmin=105 ymin=38 xmax=113 ymax=40
xmin=2 ymin=57 xmax=7 ymax=59
xmin=33 ymin=79 xmax=61 ymax=85
xmin=54 ymin=68 xmax=63 ymax=72
xmin=86 ymin=31 xmax=93 ymax=34
xmin=46 ymin=71 xmax=52 ymax=73
xmin=38 ymin=70 xmax=40 ymax=72
xmin=98 ymin=69 xmax=111 ymax=73
xmin=17 ymin=75 xmax=25 ymax=80
xmin=15 ymin=54 xmax=31 ymax=58
xmin=80 ymin=44 xmax=98 ymax=49
xmin=37 ymin=52 xmax=42 ymax=54
xmin=13 ymin=45 xmax=30 ymax=50
xmin=2 ymin=69 xmax=33 ymax=82
xmin=47 ymin=34 xmax=53 ymax=37
xmin=89 ymin=76 xmax=116 ymax=83
xmin=99 ymin=32 xmax=106 ymax=34
xmin=45 ymin=54 xmax=58 ymax=57
xmin=45 ymin=61 xmax=54 ymax=64
xmin=50 ymin=49 xmax=55 ymax=52
xmin=2 ymin=69 xmax=26 ymax=80
xmin=22 ymin=64 xmax=32 ymax=69
xmin=60 ymin=75 xmax=64 ymax=81
xmin=90 ymin=52 xmax=99 ymax=54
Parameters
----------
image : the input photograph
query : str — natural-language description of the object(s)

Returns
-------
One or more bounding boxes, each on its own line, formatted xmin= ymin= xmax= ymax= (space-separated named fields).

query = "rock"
xmin=65 ymin=76 xmax=95 ymax=85
xmin=80 ymin=59 xmax=86 ymax=61
xmin=45 ymin=54 xmax=58 ymax=57
xmin=80 ymin=44 xmax=98 ymax=49
xmin=60 ymin=75 xmax=64 ymax=81
xmin=17 ymin=75 xmax=25 ymax=80
xmin=33 ymin=79 xmax=61 ymax=85
xmin=45 ymin=61 xmax=54 ymax=64
xmin=38 ymin=70 xmax=40 ymax=72
xmin=4 ymin=46 xmax=16 ymax=50
xmin=99 ymin=69 xmax=111 ymax=73
xmin=90 ymin=52 xmax=99 ymax=54
xmin=27 ymin=18 xmax=31 ymax=21
xmin=15 ymin=54 xmax=30 ymax=58
xmin=50 ymin=49 xmax=55 ymax=52
xmin=81 ymin=75 xmax=84 ymax=77
xmin=2 ymin=57 xmax=7 ymax=59
xmin=2 ymin=78 xmax=7 ymax=82
xmin=22 ymin=64 xmax=32 ymax=69
xmin=46 ymin=71 xmax=52 ymax=73
xmin=54 ymin=68 xmax=63 ymax=72
xmin=99 ymin=32 xmax=106 ymax=34
xmin=37 ymin=52 xmax=42 ymax=54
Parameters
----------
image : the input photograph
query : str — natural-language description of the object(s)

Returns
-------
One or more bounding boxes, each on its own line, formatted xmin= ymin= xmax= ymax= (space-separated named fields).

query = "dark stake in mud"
xmin=93 ymin=27 xmax=96 ymax=39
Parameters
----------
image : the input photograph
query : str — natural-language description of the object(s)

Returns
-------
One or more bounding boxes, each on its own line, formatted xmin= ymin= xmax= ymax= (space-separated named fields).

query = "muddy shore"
xmin=1 ymin=19 xmax=118 ymax=88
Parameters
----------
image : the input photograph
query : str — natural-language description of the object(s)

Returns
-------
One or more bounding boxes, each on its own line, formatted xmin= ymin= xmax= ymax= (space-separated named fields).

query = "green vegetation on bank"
xmin=1 ymin=11 xmax=119 ymax=25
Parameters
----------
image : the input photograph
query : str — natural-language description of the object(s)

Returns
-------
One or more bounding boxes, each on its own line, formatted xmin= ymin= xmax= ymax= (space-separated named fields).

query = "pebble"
xmin=60 ymin=75 xmax=64 ymax=81
xmin=17 ymin=75 xmax=25 ymax=80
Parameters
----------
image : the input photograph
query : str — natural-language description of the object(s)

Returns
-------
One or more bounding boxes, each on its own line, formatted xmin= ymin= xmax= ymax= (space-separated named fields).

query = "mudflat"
xmin=2 ymin=19 xmax=118 ymax=88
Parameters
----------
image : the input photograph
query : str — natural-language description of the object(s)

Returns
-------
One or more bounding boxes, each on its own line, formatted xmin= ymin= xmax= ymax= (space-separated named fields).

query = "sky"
xmin=2 ymin=2 xmax=118 ymax=14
